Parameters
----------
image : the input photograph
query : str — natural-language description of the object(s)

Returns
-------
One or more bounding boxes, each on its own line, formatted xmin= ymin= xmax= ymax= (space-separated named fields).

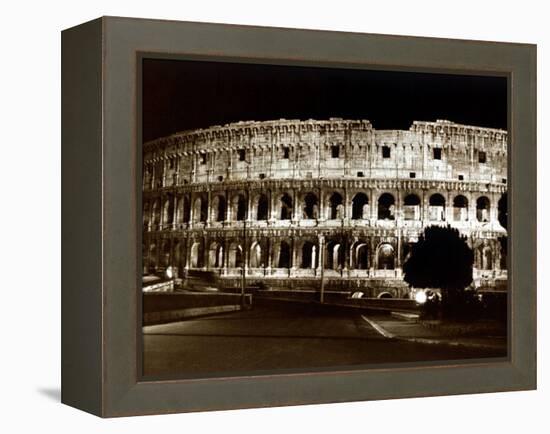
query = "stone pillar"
xmin=207 ymin=190 xmax=212 ymax=227
xmin=291 ymin=238 xmax=297 ymax=270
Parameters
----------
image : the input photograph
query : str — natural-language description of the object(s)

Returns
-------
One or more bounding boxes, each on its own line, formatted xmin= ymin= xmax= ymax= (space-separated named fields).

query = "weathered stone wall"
xmin=142 ymin=119 xmax=508 ymax=297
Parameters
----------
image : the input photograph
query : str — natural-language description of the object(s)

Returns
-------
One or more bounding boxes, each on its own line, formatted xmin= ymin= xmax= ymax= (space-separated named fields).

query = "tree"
xmin=403 ymin=225 xmax=474 ymax=318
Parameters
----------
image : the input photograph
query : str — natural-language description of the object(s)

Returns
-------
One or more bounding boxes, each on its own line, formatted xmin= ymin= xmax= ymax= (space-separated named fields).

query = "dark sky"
xmin=142 ymin=58 xmax=507 ymax=143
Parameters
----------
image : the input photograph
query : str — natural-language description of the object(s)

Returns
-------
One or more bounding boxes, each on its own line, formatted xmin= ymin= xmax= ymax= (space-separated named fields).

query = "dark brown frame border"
xmin=62 ymin=16 xmax=536 ymax=417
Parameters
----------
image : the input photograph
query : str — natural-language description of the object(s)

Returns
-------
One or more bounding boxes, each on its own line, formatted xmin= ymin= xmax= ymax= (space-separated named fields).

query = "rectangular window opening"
xmin=433 ymin=148 xmax=442 ymax=160
xmin=238 ymin=149 xmax=246 ymax=161
xmin=283 ymin=147 xmax=290 ymax=159
xmin=357 ymin=171 xmax=364 ymax=177
xmin=331 ymin=145 xmax=340 ymax=158
xmin=409 ymin=172 xmax=416 ymax=179
xmin=382 ymin=146 xmax=391 ymax=158
xmin=458 ymin=174 xmax=464 ymax=181
xmin=478 ymin=151 xmax=487 ymax=163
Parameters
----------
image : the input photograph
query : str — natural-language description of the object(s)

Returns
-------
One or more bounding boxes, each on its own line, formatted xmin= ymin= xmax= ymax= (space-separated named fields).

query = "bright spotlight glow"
xmin=415 ymin=291 xmax=428 ymax=304
xmin=165 ymin=266 xmax=173 ymax=279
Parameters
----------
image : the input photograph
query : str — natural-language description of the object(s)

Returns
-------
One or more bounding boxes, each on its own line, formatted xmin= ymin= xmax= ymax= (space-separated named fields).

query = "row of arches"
xmin=144 ymin=191 xmax=503 ymax=229
xmin=145 ymin=237 xmax=504 ymax=274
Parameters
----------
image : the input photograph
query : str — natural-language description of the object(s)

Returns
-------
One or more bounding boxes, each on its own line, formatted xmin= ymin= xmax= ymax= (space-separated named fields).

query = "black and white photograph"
xmin=140 ymin=58 xmax=509 ymax=378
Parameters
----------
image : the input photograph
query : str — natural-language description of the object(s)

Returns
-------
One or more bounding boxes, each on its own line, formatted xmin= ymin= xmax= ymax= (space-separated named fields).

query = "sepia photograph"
xmin=140 ymin=58 xmax=508 ymax=379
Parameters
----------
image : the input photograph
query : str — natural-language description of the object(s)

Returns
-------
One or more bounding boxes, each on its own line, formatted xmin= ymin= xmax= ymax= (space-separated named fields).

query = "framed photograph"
xmin=62 ymin=16 xmax=536 ymax=417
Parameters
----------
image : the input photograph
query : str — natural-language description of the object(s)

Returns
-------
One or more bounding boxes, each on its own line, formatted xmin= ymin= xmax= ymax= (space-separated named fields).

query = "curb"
xmin=361 ymin=315 xmax=506 ymax=351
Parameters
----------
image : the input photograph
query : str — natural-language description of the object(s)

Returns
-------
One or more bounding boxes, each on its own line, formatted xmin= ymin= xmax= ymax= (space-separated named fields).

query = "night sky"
xmin=142 ymin=58 xmax=507 ymax=143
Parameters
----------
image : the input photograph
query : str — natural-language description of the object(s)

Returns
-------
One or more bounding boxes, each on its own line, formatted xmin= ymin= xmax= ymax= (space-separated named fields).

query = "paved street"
xmin=143 ymin=301 xmax=506 ymax=377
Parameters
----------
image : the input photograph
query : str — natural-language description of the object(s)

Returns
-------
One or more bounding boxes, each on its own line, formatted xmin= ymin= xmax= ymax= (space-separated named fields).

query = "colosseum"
xmin=142 ymin=118 xmax=508 ymax=298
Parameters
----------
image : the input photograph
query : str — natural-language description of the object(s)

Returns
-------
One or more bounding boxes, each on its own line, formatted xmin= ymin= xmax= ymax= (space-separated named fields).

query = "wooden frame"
xmin=61 ymin=16 xmax=536 ymax=417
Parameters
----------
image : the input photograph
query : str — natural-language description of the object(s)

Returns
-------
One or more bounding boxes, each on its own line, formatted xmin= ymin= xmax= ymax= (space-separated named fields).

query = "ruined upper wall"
xmin=143 ymin=119 xmax=507 ymax=189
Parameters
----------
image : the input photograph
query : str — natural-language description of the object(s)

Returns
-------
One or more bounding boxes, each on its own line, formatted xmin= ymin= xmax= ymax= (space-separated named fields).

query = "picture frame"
xmin=61 ymin=16 xmax=536 ymax=417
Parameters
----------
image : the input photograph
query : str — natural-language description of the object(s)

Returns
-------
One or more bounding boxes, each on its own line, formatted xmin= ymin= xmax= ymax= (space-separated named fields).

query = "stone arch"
xmin=162 ymin=195 xmax=175 ymax=227
xmin=351 ymin=241 xmax=369 ymax=270
xmin=280 ymin=193 xmax=293 ymax=220
xmin=181 ymin=195 xmax=191 ymax=223
xmin=326 ymin=240 xmax=344 ymax=270
xmin=480 ymin=245 xmax=494 ymax=270
xmin=403 ymin=194 xmax=421 ymax=220
xmin=378 ymin=193 xmax=395 ymax=220
xmin=232 ymin=194 xmax=247 ymax=221
xmin=152 ymin=199 xmax=160 ymax=230
xmin=190 ymin=240 xmax=205 ymax=268
xmin=301 ymin=241 xmax=317 ymax=268
xmin=476 ymin=196 xmax=490 ymax=222
xmin=211 ymin=195 xmax=226 ymax=222
xmin=302 ymin=192 xmax=319 ymax=219
xmin=328 ymin=192 xmax=344 ymax=219
xmin=249 ymin=241 xmax=263 ymax=268
xmin=429 ymin=193 xmax=446 ymax=221
xmin=453 ymin=195 xmax=469 ymax=221
xmin=228 ymin=241 xmax=243 ymax=268
xmin=378 ymin=292 xmax=393 ymax=299
xmin=377 ymin=243 xmax=395 ymax=270
xmin=193 ymin=196 xmax=208 ymax=222
xmin=278 ymin=240 xmax=291 ymax=268
xmin=351 ymin=193 xmax=369 ymax=219
xmin=208 ymin=241 xmax=223 ymax=268
xmin=255 ymin=193 xmax=269 ymax=220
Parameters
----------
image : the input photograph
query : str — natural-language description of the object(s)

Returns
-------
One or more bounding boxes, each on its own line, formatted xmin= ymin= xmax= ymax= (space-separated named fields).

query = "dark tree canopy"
xmin=403 ymin=225 xmax=474 ymax=292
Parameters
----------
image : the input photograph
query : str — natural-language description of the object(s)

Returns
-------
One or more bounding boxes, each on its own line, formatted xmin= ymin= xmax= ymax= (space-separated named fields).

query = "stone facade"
xmin=142 ymin=118 xmax=507 ymax=297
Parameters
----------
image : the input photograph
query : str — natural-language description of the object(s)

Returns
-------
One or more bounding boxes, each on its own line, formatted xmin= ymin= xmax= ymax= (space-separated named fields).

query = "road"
xmin=143 ymin=301 xmax=505 ymax=377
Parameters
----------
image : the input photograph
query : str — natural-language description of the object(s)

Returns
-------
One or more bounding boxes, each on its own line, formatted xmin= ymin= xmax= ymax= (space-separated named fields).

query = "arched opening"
xmin=326 ymin=240 xmax=343 ymax=270
xmin=476 ymin=196 xmax=490 ymax=222
xmin=208 ymin=242 xmax=223 ymax=268
xmin=278 ymin=241 xmax=291 ymax=268
xmin=453 ymin=195 xmax=469 ymax=221
xmin=256 ymin=194 xmax=269 ymax=220
xmin=352 ymin=193 xmax=369 ymax=219
xmin=403 ymin=194 xmax=420 ymax=220
xmin=163 ymin=196 xmax=174 ymax=227
xmin=182 ymin=196 xmax=191 ymax=223
xmin=249 ymin=242 xmax=263 ymax=268
xmin=192 ymin=197 xmax=204 ymax=222
xmin=212 ymin=195 xmax=226 ymax=222
xmin=234 ymin=195 xmax=247 ymax=221
xmin=302 ymin=193 xmax=319 ymax=219
xmin=378 ymin=292 xmax=393 ymax=299
xmin=378 ymin=193 xmax=395 ymax=220
xmin=354 ymin=243 xmax=369 ymax=270
xmin=190 ymin=241 xmax=205 ymax=268
xmin=280 ymin=193 xmax=293 ymax=220
xmin=301 ymin=241 xmax=316 ymax=268
xmin=152 ymin=199 xmax=160 ymax=230
xmin=429 ymin=194 xmax=446 ymax=221
xmin=228 ymin=242 xmax=243 ymax=268
xmin=377 ymin=243 xmax=395 ymax=270
xmin=480 ymin=246 xmax=493 ymax=270
xmin=328 ymin=192 xmax=344 ymax=219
